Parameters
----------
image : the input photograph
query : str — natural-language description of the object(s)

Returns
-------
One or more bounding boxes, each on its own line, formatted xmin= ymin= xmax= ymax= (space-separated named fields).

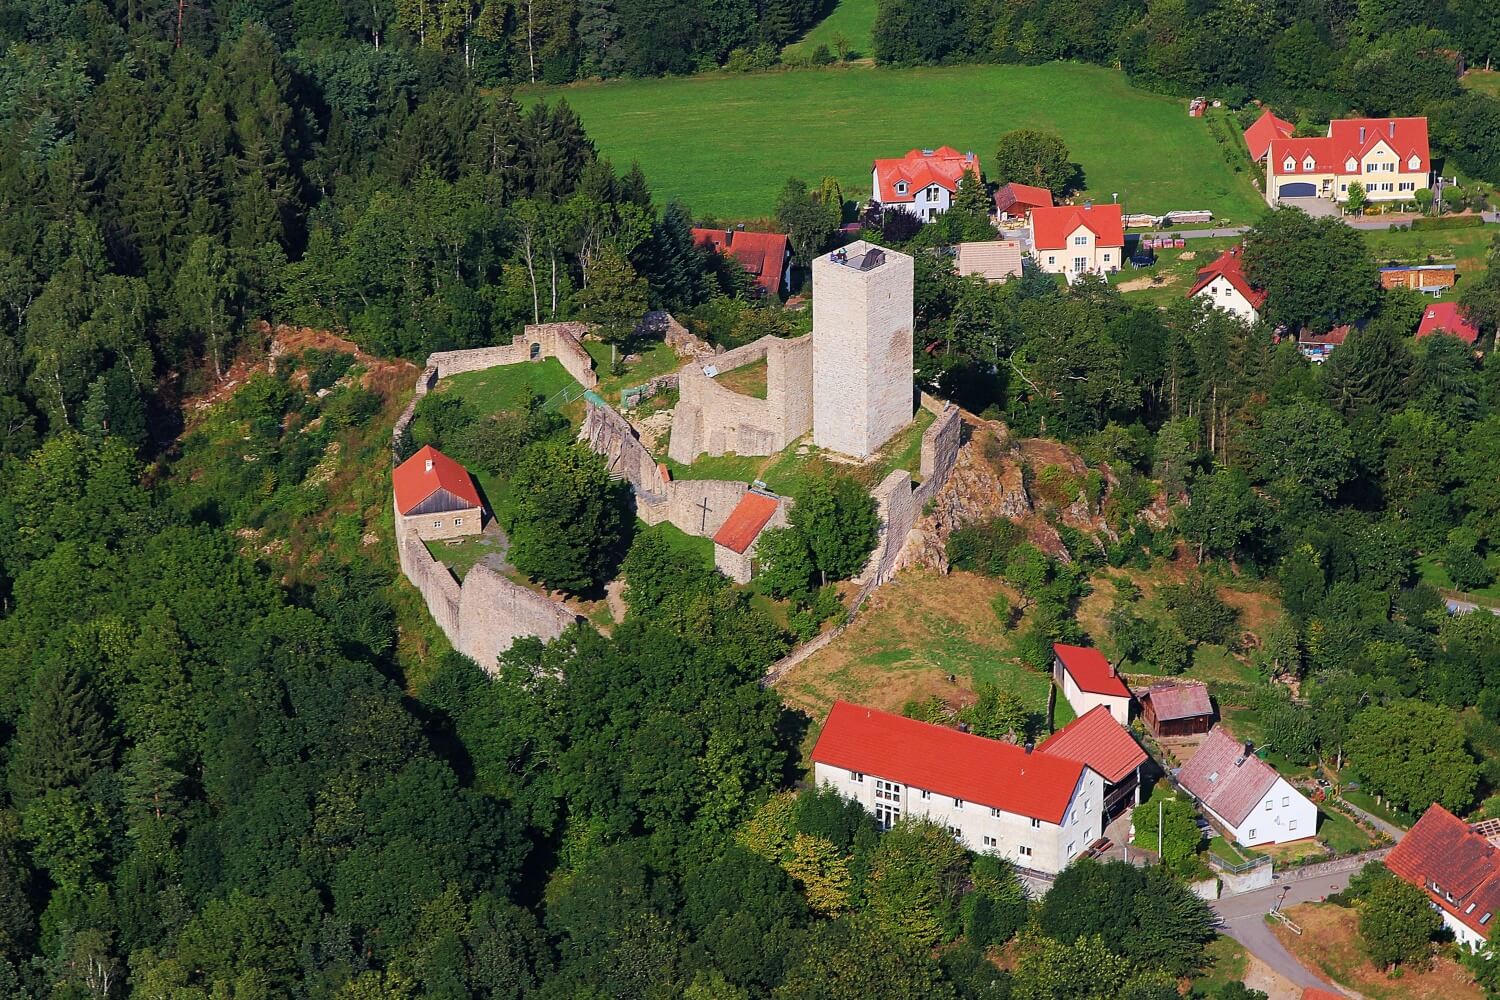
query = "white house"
xmin=1386 ymin=804 xmax=1500 ymax=951
xmin=1176 ymin=727 xmax=1317 ymax=848
xmin=871 ymin=147 xmax=981 ymax=222
xmin=1027 ymin=203 xmax=1124 ymax=282
xmin=1187 ymin=245 xmax=1266 ymax=324
xmin=1052 ymin=643 xmax=1131 ymax=726
xmin=811 ymin=700 xmax=1105 ymax=874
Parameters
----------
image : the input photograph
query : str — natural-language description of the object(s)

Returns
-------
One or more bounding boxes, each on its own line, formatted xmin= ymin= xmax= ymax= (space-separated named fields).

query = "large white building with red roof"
xmin=871 ymin=147 xmax=981 ymax=222
xmin=1386 ymin=803 xmax=1500 ymax=950
xmin=1188 ymin=245 xmax=1267 ymax=324
xmin=392 ymin=444 xmax=485 ymax=541
xmin=1026 ymin=203 xmax=1125 ymax=283
xmin=1037 ymin=705 xmax=1149 ymax=817
xmin=1255 ymin=114 xmax=1431 ymax=207
xmin=812 ymin=700 xmax=1106 ymax=874
xmin=1176 ymin=727 xmax=1316 ymax=848
xmin=1051 ymin=643 xmax=1132 ymax=725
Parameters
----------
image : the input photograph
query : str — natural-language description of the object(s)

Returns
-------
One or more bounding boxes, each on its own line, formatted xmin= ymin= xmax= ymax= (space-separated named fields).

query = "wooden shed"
xmin=1139 ymin=681 xmax=1213 ymax=738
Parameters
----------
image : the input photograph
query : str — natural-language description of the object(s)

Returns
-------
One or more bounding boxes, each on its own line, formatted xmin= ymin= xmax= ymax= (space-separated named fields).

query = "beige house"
xmin=1027 ymin=203 xmax=1124 ymax=282
xmin=1261 ymin=117 xmax=1430 ymax=206
xmin=393 ymin=445 xmax=485 ymax=541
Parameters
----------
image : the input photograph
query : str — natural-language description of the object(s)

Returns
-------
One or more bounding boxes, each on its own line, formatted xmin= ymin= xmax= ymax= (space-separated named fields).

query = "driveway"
xmin=1212 ymin=870 xmax=1359 ymax=991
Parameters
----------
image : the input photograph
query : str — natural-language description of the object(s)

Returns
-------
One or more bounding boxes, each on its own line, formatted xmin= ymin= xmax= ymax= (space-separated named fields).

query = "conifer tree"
xmin=8 ymin=660 xmax=117 ymax=806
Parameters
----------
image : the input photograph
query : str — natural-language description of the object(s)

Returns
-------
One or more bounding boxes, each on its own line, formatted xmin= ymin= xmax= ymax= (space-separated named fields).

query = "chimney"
xmin=1083 ymin=199 xmax=1092 ymax=209
xmin=1359 ymin=126 xmax=1366 ymax=144
xmin=1245 ymin=740 xmax=1253 ymax=757
xmin=1389 ymin=120 xmax=1395 ymax=138
xmin=724 ymin=228 xmax=734 ymax=247
xmin=424 ymin=458 xmax=433 ymax=473
xmin=1024 ymin=742 xmax=1034 ymax=755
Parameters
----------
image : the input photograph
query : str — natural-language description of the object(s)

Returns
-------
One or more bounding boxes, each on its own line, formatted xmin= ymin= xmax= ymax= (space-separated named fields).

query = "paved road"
xmin=1212 ymin=870 xmax=1359 ymax=991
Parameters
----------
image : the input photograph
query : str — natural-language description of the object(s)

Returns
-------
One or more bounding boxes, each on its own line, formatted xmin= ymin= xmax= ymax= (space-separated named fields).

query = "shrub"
xmin=1160 ymin=579 xmax=1239 ymax=646
xmin=811 ymin=44 xmax=834 ymax=65
xmin=1410 ymin=214 xmax=1483 ymax=231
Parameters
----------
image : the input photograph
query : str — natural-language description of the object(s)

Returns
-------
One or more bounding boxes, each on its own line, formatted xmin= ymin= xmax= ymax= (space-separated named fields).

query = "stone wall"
xmin=426 ymin=322 xmax=598 ymax=389
xmin=860 ymin=402 xmax=963 ymax=587
xmin=580 ymin=400 xmax=669 ymax=501
xmin=392 ymin=366 xmax=438 ymax=449
xmin=667 ymin=334 xmax=812 ymax=463
xmin=651 ymin=478 xmax=752 ymax=537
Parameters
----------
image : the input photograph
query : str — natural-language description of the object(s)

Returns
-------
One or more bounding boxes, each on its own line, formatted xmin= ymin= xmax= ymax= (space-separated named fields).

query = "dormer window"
xmin=1283 ymin=157 xmax=1295 ymax=172
xmin=1468 ymin=903 xmax=1477 ymax=914
xmin=1345 ymin=157 xmax=1357 ymax=172
xmin=1483 ymin=912 xmax=1493 ymax=925
xmin=1303 ymin=156 xmax=1315 ymax=171
xmin=1208 ymin=771 xmax=1219 ymax=783
xmin=895 ymin=182 xmax=907 ymax=195
xmin=1408 ymin=155 xmax=1421 ymax=170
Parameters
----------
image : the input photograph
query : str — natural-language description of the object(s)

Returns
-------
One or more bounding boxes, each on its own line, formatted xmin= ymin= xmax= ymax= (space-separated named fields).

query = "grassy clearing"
xmin=641 ymin=518 xmax=716 ymax=569
xmin=424 ymin=532 xmax=505 ymax=581
xmin=588 ymin=338 xmax=682 ymax=401
xmin=1463 ymin=70 xmax=1500 ymax=98
xmin=1363 ymin=225 xmax=1495 ymax=301
xmin=716 ymin=358 xmax=768 ymax=398
xmin=778 ymin=569 xmax=1057 ymax=728
xmin=1208 ymin=836 xmax=1259 ymax=867
xmin=783 ymin=0 xmax=879 ymax=60
xmin=527 ymin=62 xmax=1266 ymax=221
xmin=1114 ymin=237 xmax=1239 ymax=308
xmin=1317 ymin=806 xmax=1374 ymax=854
xmin=1193 ymin=936 xmax=1251 ymax=996
xmin=1418 ymin=553 xmax=1500 ymax=601
xmin=1340 ymin=789 xmax=1417 ymax=830
xmin=1274 ymin=903 xmax=1484 ymax=1000
xmin=438 ymin=358 xmax=581 ymax=419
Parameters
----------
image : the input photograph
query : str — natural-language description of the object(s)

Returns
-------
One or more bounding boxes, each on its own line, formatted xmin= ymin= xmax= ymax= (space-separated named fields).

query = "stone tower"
xmin=811 ymin=240 xmax=915 ymax=458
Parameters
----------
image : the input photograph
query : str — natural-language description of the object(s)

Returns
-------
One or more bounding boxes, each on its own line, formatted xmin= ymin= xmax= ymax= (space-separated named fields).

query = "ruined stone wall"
xmin=392 ymin=366 xmax=438 ymax=449
xmin=859 ymin=402 xmax=964 ymax=587
xmin=667 ymin=334 xmax=812 ymax=463
xmin=426 ymin=323 xmax=598 ymax=389
xmin=457 ymin=565 xmax=577 ymax=672
xmin=580 ymin=400 xmax=669 ymax=501
xmin=915 ymin=403 xmax=962 ymax=507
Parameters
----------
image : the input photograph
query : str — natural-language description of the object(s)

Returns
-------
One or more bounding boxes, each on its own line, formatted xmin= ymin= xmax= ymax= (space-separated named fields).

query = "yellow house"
xmin=1026 ymin=203 xmax=1124 ymax=283
xmin=1262 ymin=116 xmax=1430 ymax=207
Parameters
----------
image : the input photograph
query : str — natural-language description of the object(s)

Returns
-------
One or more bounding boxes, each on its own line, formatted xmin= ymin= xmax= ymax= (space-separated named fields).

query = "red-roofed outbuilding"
xmin=1243 ymin=108 xmax=1294 ymax=161
xmin=692 ymin=228 xmax=791 ymax=298
xmin=1416 ymin=301 xmax=1482 ymax=346
xmin=1051 ymin=643 xmax=1131 ymax=725
xmin=812 ymin=700 xmax=1105 ymax=873
xmin=994 ymin=182 xmax=1054 ymax=221
xmin=710 ymin=490 xmax=785 ymax=583
xmin=393 ymin=445 xmax=485 ymax=540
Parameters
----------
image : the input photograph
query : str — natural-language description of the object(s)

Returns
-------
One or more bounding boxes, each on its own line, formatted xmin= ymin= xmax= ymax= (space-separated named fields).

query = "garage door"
xmin=1278 ymin=182 xmax=1317 ymax=198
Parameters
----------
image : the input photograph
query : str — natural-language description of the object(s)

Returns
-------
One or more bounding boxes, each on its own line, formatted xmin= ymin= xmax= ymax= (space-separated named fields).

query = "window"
xmin=1248 ymin=829 xmax=1256 ymax=840
xmin=1071 ymin=812 xmax=1078 ymax=826
xmin=1018 ymin=845 xmax=1032 ymax=857
xmin=1483 ymin=912 xmax=1493 ymax=926
xmin=1289 ymin=819 xmax=1298 ymax=831
xmin=1283 ymin=157 xmax=1294 ymax=171
xmin=454 ymin=517 xmax=463 ymax=526
xmin=1399 ymin=181 xmax=1414 ymax=191
xmin=948 ymin=825 xmax=961 ymax=838
xmin=875 ymin=779 xmax=901 ymax=802
xmin=990 ymin=807 xmax=1002 ymax=818
xmin=433 ymin=521 xmax=443 ymax=528
xmin=919 ymin=789 xmax=931 ymax=800
xmin=1265 ymin=800 xmax=1273 ymax=812
xmin=1072 ymin=256 xmax=1088 ymax=273
xmin=849 ymin=771 xmax=864 ymax=783
xmin=1303 ymin=157 xmax=1315 ymax=171
xmin=1282 ymin=796 xmax=1289 ymax=807
xmin=1208 ymin=771 xmax=1219 ymax=784
xmin=1366 ymin=162 xmax=1377 ymax=173
xmin=1068 ymin=841 xmax=1076 ymax=856
xmin=953 ymin=798 xmax=964 ymax=809
xmin=1030 ymin=818 xmax=1042 ymax=829
xmin=1345 ymin=157 xmax=1357 ymax=172
xmin=1047 ymin=256 xmax=1056 ymax=265
xmin=1085 ymin=799 xmax=1093 ymax=813
xmin=895 ymin=182 xmax=907 ymax=194
xmin=1409 ymin=155 xmax=1421 ymax=170
xmin=1468 ymin=903 xmax=1478 ymax=914
xmin=983 ymin=835 xmax=997 ymax=848
xmin=1383 ymin=162 xmax=1394 ymax=172
xmin=1073 ymin=235 xmax=1088 ymax=246
xmin=1340 ymin=183 xmax=1348 ymax=192
xmin=928 ymin=185 xmax=941 ymax=200
xmin=874 ymin=802 xmax=900 ymax=830
xmin=1103 ymin=253 xmax=1111 ymax=263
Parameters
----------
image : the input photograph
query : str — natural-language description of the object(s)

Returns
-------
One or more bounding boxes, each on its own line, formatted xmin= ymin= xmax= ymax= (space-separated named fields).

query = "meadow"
xmin=527 ymin=62 xmax=1267 ymax=222
xmin=783 ymin=0 xmax=878 ymax=60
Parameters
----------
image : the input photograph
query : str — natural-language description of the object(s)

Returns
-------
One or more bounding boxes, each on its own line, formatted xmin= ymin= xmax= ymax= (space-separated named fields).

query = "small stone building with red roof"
xmin=1027 ymin=203 xmax=1125 ymax=283
xmin=1188 ymin=245 xmax=1267 ymax=324
xmin=392 ymin=445 xmax=485 ymax=541
xmin=1416 ymin=301 xmax=1482 ymax=346
xmin=812 ymin=700 xmax=1105 ymax=873
xmin=993 ymin=182 xmax=1054 ymax=222
xmin=1261 ymin=116 xmax=1431 ymax=206
xmin=1386 ymin=803 xmax=1500 ymax=950
xmin=710 ymin=490 xmax=786 ymax=583
xmin=1177 ymin=727 xmax=1316 ymax=848
xmin=691 ymin=228 xmax=791 ymax=298
xmin=871 ymin=147 xmax=982 ymax=222
xmin=1051 ymin=643 xmax=1132 ymax=726
xmin=1038 ymin=705 xmax=1149 ymax=817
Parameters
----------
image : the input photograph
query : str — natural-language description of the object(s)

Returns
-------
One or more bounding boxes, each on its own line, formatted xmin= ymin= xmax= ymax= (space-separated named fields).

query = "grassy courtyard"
xmin=783 ymin=0 xmax=878 ymax=60
xmin=526 ymin=62 xmax=1267 ymax=222
xmin=437 ymin=358 xmax=581 ymax=419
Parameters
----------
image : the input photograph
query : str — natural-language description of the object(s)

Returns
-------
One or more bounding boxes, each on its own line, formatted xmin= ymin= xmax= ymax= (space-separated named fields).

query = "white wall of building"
xmin=1055 ymin=666 xmax=1130 ymax=726
xmin=873 ymin=169 xmax=954 ymax=220
xmin=1032 ymin=225 xmax=1121 ymax=282
xmin=1214 ymin=776 xmax=1318 ymax=847
xmin=1439 ymin=907 xmax=1488 ymax=951
xmin=813 ymin=760 xmax=1104 ymax=874
xmin=1193 ymin=275 xmax=1260 ymax=324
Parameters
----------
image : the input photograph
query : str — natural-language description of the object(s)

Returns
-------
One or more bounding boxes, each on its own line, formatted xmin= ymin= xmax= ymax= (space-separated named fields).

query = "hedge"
xmin=1411 ymin=215 xmax=1486 ymax=231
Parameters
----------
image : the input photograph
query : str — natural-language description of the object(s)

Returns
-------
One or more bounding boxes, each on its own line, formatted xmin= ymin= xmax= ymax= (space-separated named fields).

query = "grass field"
xmin=1364 ymin=225 xmax=1496 ymax=299
xmin=1316 ymin=807 xmax=1373 ymax=854
xmin=1463 ymin=70 xmax=1500 ymax=98
xmin=438 ymin=358 xmax=581 ymax=418
xmin=783 ymin=0 xmax=878 ymax=61
xmin=1114 ymin=237 xmax=1238 ymax=306
xmin=1275 ymin=903 xmax=1484 ymax=1000
xmin=528 ymin=62 xmax=1266 ymax=222
xmin=1192 ymin=937 xmax=1251 ymax=996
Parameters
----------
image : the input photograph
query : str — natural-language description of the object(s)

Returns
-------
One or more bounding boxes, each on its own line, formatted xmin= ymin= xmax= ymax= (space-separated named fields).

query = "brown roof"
xmin=1386 ymin=804 xmax=1500 ymax=939
xmin=1177 ymin=727 xmax=1280 ymax=827
xmin=994 ymin=182 xmax=1054 ymax=214
xmin=953 ymin=241 xmax=1023 ymax=283
xmin=711 ymin=491 xmax=779 ymax=554
xmin=1037 ymin=705 xmax=1148 ymax=784
xmin=1144 ymin=682 xmax=1213 ymax=722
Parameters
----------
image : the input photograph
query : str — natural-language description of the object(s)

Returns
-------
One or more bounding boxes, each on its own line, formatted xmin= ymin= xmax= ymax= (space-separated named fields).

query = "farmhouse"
xmin=994 ymin=182 xmax=1054 ymax=221
xmin=1176 ymin=727 xmax=1317 ymax=848
xmin=812 ymin=701 xmax=1105 ymax=874
xmin=953 ymin=241 xmax=1023 ymax=283
xmin=1187 ymin=245 xmax=1266 ymax=323
xmin=1259 ymin=116 xmax=1430 ymax=207
xmin=1380 ymin=263 xmax=1456 ymax=295
xmin=1416 ymin=301 xmax=1482 ymax=345
xmin=1051 ymin=643 xmax=1131 ymax=725
xmin=392 ymin=445 xmax=485 ymax=541
xmin=691 ymin=227 xmax=791 ymax=298
xmin=871 ymin=147 xmax=981 ymax=221
xmin=1243 ymin=108 xmax=1294 ymax=161
xmin=1139 ymin=681 xmax=1213 ymax=738
xmin=1385 ymin=803 xmax=1500 ymax=950
xmin=1027 ymin=203 xmax=1124 ymax=282
xmin=710 ymin=490 xmax=786 ymax=584
xmin=1037 ymin=705 xmax=1149 ymax=818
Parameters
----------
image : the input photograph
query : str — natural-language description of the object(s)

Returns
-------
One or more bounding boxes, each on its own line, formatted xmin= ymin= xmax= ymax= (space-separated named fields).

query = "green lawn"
xmin=1317 ymin=806 xmax=1373 ymax=854
xmin=1114 ymin=237 xmax=1239 ymax=308
xmin=783 ymin=0 xmax=878 ymax=61
xmin=425 ymin=533 xmax=505 ymax=581
xmin=1362 ymin=225 xmax=1495 ymax=301
xmin=1463 ymin=70 xmax=1500 ymax=98
xmin=526 ymin=62 xmax=1266 ymax=222
xmin=1193 ymin=936 xmax=1251 ymax=996
xmin=1339 ymin=789 xmax=1416 ymax=830
xmin=1418 ymin=552 xmax=1500 ymax=601
xmin=638 ymin=519 xmax=716 ymax=570
xmin=1209 ymin=835 xmax=1260 ymax=867
xmin=438 ymin=358 xmax=581 ymax=418
xmin=587 ymin=338 xmax=682 ymax=402
xmin=716 ymin=358 xmax=768 ymax=398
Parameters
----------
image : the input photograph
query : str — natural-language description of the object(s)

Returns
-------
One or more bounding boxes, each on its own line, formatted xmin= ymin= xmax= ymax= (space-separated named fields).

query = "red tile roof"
xmin=1143 ymin=682 xmax=1213 ymax=722
xmin=1244 ymin=108 xmax=1294 ymax=161
xmin=711 ymin=491 xmax=779 ymax=554
xmin=1416 ymin=301 xmax=1481 ymax=345
xmin=1176 ymin=727 xmax=1280 ymax=827
xmin=994 ymin=182 xmax=1054 ymax=215
xmin=692 ymin=229 xmax=790 ymax=296
xmin=811 ymin=701 xmax=1087 ymax=824
xmin=1268 ymin=117 xmax=1429 ymax=177
xmin=872 ymin=147 xmax=981 ymax=205
xmin=1053 ymin=643 xmax=1130 ymax=698
xmin=392 ymin=445 xmax=481 ymax=515
xmin=1386 ymin=803 xmax=1500 ymax=940
xmin=1188 ymin=245 xmax=1267 ymax=310
xmin=1028 ymin=203 xmax=1124 ymax=251
xmin=1301 ymin=989 xmax=1343 ymax=1000
xmin=1037 ymin=705 xmax=1147 ymax=784
xmin=1298 ymin=324 xmax=1352 ymax=348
